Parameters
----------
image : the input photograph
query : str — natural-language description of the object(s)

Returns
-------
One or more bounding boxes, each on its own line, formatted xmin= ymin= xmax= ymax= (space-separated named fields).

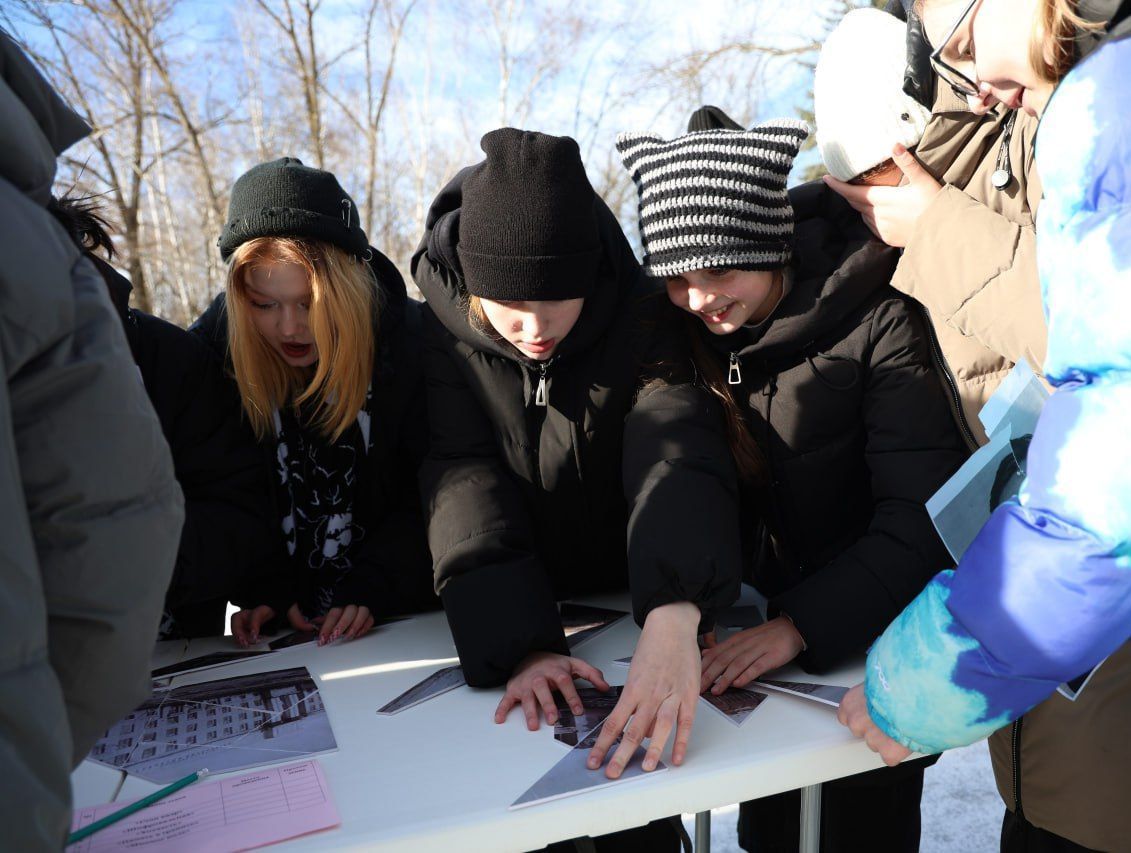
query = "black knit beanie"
xmin=687 ymin=105 xmax=744 ymax=132
xmin=458 ymin=128 xmax=600 ymax=302
xmin=217 ymin=157 xmax=370 ymax=261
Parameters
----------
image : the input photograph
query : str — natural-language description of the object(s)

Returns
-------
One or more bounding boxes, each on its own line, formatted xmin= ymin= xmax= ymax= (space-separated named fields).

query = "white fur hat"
xmin=815 ymin=8 xmax=932 ymax=182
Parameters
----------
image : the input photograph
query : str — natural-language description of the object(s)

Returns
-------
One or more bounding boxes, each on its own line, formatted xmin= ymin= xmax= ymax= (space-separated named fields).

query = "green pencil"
xmin=66 ymin=768 xmax=208 ymax=846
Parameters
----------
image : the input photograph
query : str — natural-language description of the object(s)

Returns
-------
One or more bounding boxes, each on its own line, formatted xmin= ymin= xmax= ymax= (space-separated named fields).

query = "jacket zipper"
xmin=534 ymin=360 xmax=549 ymax=407
xmin=1011 ymin=717 xmax=1024 ymax=816
xmin=918 ymin=305 xmax=979 ymax=451
xmin=728 ymin=352 xmax=743 ymax=385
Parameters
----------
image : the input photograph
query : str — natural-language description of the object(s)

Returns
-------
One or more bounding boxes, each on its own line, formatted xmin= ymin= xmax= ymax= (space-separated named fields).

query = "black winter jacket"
xmin=702 ymin=182 xmax=968 ymax=672
xmin=91 ymin=255 xmax=277 ymax=636
xmin=414 ymin=168 xmax=742 ymax=687
xmin=192 ymin=251 xmax=437 ymax=621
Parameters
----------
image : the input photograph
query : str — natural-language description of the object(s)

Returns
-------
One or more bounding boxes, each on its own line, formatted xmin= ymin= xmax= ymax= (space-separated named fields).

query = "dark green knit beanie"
xmin=217 ymin=157 xmax=370 ymax=261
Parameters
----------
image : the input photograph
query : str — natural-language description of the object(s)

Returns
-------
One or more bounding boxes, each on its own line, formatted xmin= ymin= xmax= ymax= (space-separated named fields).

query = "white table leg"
xmin=694 ymin=810 xmax=710 ymax=852
xmin=799 ymin=784 xmax=821 ymax=853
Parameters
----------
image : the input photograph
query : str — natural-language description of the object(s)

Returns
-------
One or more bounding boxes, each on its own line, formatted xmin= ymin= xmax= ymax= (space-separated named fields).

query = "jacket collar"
xmin=702 ymin=180 xmax=899 ymax=362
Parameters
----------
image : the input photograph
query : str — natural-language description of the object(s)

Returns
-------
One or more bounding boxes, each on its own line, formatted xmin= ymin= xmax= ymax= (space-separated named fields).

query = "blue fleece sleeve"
xmin=863 ymin=37 xmax=1131 ymax=754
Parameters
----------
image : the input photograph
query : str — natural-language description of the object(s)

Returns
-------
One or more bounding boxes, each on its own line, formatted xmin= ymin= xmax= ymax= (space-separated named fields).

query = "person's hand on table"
xmin=232 ymin=603 xmax=323 ymax=646
xmin=315 ymin=605 xmax=374 ymax=645
xmin=495 ymin=651 xmax=610 ymax=730
xmin=700 ymin=616 xmax=804 ymax=695
xmin=587 ymin=601 xmax=701 ymax=779
xmin=823 ymin=144 xmax=942 ymax=248
xmin=232 ymin=605 xmax=276 ymax=647
xmin=837 ymin=683 xmax=912 ymax=767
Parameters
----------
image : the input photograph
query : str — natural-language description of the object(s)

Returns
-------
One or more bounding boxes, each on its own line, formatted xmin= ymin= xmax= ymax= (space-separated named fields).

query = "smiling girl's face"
xmin=245 ymin=260 xmax=319 ymax=368
xmin=968 ymin=0 xmax=1057 ymax=116
xmin=664 ymin=268 xmax=782 ymax=335
xmin=924 ymin=0 xmax=1058 ymax=117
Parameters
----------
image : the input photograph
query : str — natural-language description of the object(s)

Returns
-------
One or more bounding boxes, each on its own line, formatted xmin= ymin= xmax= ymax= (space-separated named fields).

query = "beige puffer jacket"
xmin=891 ymin=87 xmax=1047 ymax=447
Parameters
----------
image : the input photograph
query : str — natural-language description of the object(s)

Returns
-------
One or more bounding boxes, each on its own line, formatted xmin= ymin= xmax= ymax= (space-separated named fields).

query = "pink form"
xmin=67 ymin=760 xmax=340 ymax=852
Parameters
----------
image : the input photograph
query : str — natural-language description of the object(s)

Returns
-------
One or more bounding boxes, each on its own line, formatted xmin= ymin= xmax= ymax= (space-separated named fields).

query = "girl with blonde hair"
xmin=194 ymin=157 xmax=435 ymax=647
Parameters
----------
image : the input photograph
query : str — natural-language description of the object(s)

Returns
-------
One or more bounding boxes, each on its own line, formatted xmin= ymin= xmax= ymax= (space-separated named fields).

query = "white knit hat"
xmin=814 ymin=8 xmax=932 ymax=182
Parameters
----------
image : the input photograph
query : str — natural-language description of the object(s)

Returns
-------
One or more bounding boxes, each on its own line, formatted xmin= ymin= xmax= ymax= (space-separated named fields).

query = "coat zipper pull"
xmin=727 ymin=352 xmax=743 ymax=385
xmin=534 ymin=362 xmax=548 ymax=407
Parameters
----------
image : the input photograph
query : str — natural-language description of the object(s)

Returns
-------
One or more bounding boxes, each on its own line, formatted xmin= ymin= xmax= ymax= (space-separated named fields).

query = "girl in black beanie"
xmin=414 ymin=128 xmax=742 ymax=840
xmin=193 ymin=157 xmax=436 ymax=647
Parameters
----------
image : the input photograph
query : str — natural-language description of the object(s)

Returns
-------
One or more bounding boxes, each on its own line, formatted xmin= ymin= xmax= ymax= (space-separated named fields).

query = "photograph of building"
xmin=89 ymin=666 xmax=337 ymax=783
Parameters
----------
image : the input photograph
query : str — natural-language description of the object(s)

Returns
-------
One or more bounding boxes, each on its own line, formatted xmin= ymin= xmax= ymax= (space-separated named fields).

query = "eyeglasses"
xmin=929 ymin=0 xmax=981 ymax=98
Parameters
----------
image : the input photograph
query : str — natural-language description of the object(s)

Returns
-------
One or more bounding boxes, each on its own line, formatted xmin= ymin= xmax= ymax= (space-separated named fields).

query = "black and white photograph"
xmin=511 ymin=720 xmax=665 ymax=810
xmin=560 ymin=603 xmax=627 ymax=650
xmin=553 ymin=686 xmax=623 ymax=747
xmin=88 ymin=667 xmax=337 ymax=783
xmin=375 ymin=664 xmax=467 ymax=715
xmin=752 ymin=679 xmax=849 ymax=708
xmin=701 ymin=688 xmax=768 ymax=726
xmin=268 ymin=630 xmax=319 ymax=651
xmin=150 ymin=649 xmax=274 ymax=680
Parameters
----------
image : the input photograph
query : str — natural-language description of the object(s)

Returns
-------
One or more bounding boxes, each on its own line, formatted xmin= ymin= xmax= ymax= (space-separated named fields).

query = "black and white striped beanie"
xmin=616 ymin=120 xmax=809 ymax=278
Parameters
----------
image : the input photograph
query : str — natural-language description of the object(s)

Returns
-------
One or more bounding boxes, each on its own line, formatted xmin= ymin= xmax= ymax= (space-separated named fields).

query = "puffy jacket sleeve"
xmin=622 ymin=303 xmax=743 ymax=631
xmin=892 ymin=113 xmax=1047 ymax=372
xmin=417 ymin=307 xmax=566 ymax=686
xmin=864 ymin=38 xmax=1131 ymax=754
xmin=1 ymin=241 xmax=184 ymax=763
xmin=331 ymin=302 xmax=437 ymax=618
xmin=772 ymin=295 xmax=967 ymax=672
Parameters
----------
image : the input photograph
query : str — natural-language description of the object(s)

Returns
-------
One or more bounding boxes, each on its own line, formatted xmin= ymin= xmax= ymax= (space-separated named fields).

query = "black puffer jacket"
xmin=192 ymin=251 xmax=437 ymax=620
xmin=90 ymin=256 xmax=277 ymax=636
xmin=702 ymin=181 xmax=967 ymax=672
xmin=415 ymin=168 xmax=742 ymax=687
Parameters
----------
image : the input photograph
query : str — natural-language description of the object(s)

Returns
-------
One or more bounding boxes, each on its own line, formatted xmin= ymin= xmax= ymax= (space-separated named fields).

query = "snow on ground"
xmin=681 ymin=741 xmax=1001 ymax=853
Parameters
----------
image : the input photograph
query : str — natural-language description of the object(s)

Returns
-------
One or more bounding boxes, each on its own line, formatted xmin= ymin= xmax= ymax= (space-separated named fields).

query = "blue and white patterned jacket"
xmin=863 ymin=29 xmax=1131 ymax=754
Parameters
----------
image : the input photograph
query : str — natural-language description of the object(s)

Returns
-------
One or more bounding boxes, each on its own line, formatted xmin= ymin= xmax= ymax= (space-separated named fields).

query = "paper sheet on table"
xmin=66 ymin=760 xmax=339 ymax=852
xmin=927 ymin=360 xmax=1049 ymax=563
xmin=751 ymin=679 xmax=848 ymax=708
xmin=511 ymin=720 xmax=665 ymax=809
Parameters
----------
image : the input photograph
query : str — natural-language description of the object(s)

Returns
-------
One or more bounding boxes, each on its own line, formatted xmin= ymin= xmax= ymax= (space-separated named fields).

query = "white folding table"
xmin=71 ymin=594 xmax=899 ymax=851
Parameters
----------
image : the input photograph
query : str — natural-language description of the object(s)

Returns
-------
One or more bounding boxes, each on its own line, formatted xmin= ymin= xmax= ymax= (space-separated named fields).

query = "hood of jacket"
xmin=191 ymin=245 xmax=409 ymax=368
xmin=411 ymin=166 xmax=646 ymax=362
xmin=1077 ymin=0 xmax=1131 ymax=60
xmin=0 ymin=31 xmax=90 ymax=206
xmin=703 ymin=180 xmax=899 ymax=363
